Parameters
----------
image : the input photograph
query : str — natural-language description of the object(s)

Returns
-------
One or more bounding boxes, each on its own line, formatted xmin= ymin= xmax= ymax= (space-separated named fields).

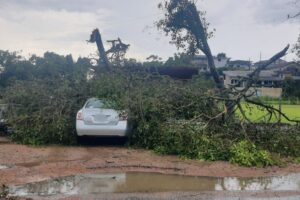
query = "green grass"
xmin=238 ymin=103 xmax=300 ymax=124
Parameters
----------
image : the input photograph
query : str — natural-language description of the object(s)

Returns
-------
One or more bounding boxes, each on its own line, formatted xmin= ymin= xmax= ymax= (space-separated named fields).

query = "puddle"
xmin=0 ymin=164 xmax=9 ymax=170
xmin=8 ymin=172 xmax=300 ymax=197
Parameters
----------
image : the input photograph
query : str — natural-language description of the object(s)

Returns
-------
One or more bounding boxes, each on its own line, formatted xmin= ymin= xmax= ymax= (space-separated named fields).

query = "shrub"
xmin=245 ymin=124 xmax=300 ymax=157
xmin=150 ymin=122 xmax=231 ymax=161
xmin=4 ymin=78 xmax=90 ymax=145
xmin=229 ymin=140 xmax=274 ymax=167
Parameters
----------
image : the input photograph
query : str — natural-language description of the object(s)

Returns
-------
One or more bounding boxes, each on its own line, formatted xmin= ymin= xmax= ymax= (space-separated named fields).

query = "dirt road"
xmin=1 ymin=136 xmax=300 ymax=186
xmin=1 ymin=136 xmax=300 ymax=199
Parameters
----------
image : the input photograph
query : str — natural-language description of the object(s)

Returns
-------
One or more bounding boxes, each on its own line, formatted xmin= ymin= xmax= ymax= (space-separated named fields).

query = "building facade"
xmin=223 ymin=62 xmax=300 ymax=98
xmin=191 ymin=54 xmax=230 ymax=73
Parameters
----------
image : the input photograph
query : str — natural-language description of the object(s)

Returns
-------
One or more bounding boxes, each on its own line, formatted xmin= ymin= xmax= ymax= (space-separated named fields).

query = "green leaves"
xmin=0 ymin=50 xmax=93 ymax=145
xmin=1 ymin=49 xmax=299 ymax=167
xmin=92 ymin=69 xmax=300 ymax=167
xmin=230 ymin=140 xmax=274 ymax=167
xmin=4 ymin=78 xmax=90 ymax=145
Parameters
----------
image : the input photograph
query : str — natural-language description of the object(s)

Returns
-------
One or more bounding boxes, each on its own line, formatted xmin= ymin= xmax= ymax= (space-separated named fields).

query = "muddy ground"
xmin=1 ymin=136 xmax=300 ymax=199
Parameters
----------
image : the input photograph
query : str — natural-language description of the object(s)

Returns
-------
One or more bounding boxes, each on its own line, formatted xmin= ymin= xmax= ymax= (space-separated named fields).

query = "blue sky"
xmin=0 ymin=0 xmax=299 ymax=62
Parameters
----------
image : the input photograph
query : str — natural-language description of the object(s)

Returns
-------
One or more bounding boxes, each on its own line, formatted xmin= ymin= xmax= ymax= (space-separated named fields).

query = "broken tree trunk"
xmin=244 ymin=45 xmax=290 ymax=91
xmin=186 ymin=3 xmax=233 ymax=115
xmin=88 ymin=29 xmax=110 ymax=70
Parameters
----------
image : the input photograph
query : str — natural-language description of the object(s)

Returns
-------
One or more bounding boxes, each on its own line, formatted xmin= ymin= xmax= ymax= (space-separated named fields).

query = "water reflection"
xmin=0 ymin=164 xmax=9 ymax=170
xmin=215 ymin=174 xmax=300 ymax=191
xmin=9 ymin=172 xmax=300 ymax=197
xmin=10 ymin=173 xmax=126 ymax=196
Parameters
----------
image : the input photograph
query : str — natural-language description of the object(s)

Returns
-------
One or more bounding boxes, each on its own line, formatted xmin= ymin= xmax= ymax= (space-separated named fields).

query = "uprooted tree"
xmin=157 ymin=0 xmax=297 ymax=123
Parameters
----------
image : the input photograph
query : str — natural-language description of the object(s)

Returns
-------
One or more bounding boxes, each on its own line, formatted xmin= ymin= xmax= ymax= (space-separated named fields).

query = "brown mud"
xmin=1 ymin=137 xmax=300 ymax=186
xmin=1 ymin=137 xmax=300 ymax=200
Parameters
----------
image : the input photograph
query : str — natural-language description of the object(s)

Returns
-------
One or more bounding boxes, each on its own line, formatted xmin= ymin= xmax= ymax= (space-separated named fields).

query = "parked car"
xmin=76 ymin=98 xmax=129 ymax=137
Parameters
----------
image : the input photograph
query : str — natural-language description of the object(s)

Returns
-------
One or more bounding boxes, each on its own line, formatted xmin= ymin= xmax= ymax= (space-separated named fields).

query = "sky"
xmin=0 ymin=0 xmax=299 ymax=62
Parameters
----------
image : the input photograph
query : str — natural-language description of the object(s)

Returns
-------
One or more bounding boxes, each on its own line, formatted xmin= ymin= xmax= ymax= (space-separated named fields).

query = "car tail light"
xmin=119 ymin=110 xmax=128 ymax=120
xmin=77 ymin=111 xmax=83 ymax=120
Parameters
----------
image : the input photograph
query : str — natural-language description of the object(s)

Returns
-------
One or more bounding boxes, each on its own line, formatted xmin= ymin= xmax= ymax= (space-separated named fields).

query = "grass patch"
xmin=238 ymin=103 xmax=300 ymax=124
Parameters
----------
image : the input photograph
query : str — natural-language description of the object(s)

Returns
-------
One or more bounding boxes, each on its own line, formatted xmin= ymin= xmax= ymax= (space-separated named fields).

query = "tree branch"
xmin=243 ymin=45 xmax=290 ymax=91
xmin=245 ymin=98 xmax=300 ymax=124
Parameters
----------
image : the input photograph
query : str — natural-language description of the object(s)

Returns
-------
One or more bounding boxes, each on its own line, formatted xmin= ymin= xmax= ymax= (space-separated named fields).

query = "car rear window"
xmin=85 ymin=100 xmax=104 ymax=109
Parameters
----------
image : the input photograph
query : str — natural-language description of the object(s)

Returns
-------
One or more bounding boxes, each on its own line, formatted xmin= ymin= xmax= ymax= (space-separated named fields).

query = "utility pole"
xmin=259 ymin=52 xmax=262 ymax=62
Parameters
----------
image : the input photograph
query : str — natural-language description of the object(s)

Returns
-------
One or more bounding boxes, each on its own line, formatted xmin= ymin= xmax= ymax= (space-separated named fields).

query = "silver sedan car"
xmin=76 ymin=98 xmax=128 ymax=137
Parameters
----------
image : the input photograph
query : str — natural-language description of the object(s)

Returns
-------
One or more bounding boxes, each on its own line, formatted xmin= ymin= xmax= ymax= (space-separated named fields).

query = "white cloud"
xmin=0 ymin=3 xmax=112 ymax=58
xmin=0 ymin=0 xmax=298 ymax=62
xmin=253 ymin=0 xmax=299 ymax=24
xmin=199 ymin=0 xmax=299 ymax=61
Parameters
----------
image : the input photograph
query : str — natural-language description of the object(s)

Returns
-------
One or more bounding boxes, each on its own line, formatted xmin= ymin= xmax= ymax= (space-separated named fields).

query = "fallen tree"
xmin=157 ymin=0 xmax=298 ymax=124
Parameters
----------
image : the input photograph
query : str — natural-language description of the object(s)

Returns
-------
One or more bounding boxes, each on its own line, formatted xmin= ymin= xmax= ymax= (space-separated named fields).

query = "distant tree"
xmin=123 ymin=58 xmax=143 ymax=68
xmin=293 ymin=34 xmax=300 ymax=62
xmin=217 ymin=53 xmax=227 ymax=60
xmin=287 ymin=0 xmax=300 ymax=19
xmin=164 ymin=53 xmax=193 ymax=67
xmin=0 ymin=50 xmax=34 ymax=86
xmin=146 ymin=55 xmax=163 ymax=62
xmin=0 ymin=51 xmax=92 ymax=87
xmin=143 ymin=55 xmax=164 ymax=68
xmin=283 ymin=78 xmax=300 ymax=98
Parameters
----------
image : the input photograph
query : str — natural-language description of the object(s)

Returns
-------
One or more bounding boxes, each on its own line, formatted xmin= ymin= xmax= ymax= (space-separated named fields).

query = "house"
xmin=190 ymin=55 xmax=209 ymax=72
xmin=223 ymin=62 xmax=300 ymax=98
xmin=191 ymin=54 xmax=230 ymax=72
xmin=227 ymin=60 xmax=252 ymax=70
xmin=254 ymin=59 xmax=288 ymax=69
xmin=215 ymin=53 xmax=230 ymax=68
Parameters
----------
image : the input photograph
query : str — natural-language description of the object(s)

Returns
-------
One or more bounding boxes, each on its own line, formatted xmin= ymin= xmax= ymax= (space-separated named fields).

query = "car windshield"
xmin=85 ymin=99 xmax=104 ymax=109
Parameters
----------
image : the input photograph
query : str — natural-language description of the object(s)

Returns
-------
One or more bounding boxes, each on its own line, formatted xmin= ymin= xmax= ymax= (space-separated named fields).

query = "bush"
xmin=229 ymin=140 xmax=274 ymax=167
xmin=3 ymin=78 xmax=90 ymax=145
xmin=245 ymin=124 xmax=300 ymax=157
xmin=295 ymin=157 xmax=300 ymax=164
xmin=153 ymin=122 xmax=231 ymax=161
